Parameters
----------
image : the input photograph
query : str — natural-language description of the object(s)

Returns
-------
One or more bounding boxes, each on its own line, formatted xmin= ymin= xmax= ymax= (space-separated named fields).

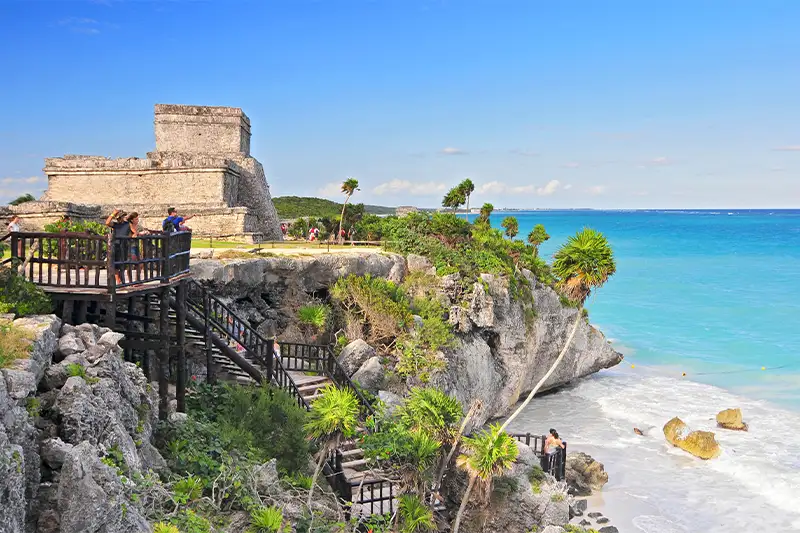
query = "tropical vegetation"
xmin=272 ymin=196 xmax=394 ymax=219
xmin=337 ymin=177 xmax=360 ymax=242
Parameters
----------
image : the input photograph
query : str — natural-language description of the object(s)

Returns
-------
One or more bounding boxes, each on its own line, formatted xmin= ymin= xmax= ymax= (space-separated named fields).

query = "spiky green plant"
xmin=304 ymin=385 xmax=360 ymax=507
xmin=501 ymin=217 xmax=519 ymax=240
xmin=297 ymin=303 xmax=329 ymax=331
xmin=399 ymin=387 xmax=463 ymax=443
xmin=172 ymin=475 xmax=204 ymax=504
xmin=452 ymin=423 xmax=519 ymax=533
xmin=249 ymin=505 xmax=285 ymax=533
xmin=152 ymin=524 xmax=180 ymax=533
xmin=398 ymin=494 xmax=437 ymax=533
xmin=65 ymin=363 xmax=86 ymax=379
xmin=552 ymin=227 xmax=616 ymax=304
xmin=476 ymin=203 xmax=494 ymax=225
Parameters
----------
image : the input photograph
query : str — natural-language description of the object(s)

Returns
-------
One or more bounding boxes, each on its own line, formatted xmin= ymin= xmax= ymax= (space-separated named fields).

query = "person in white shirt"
xmin=6 ymin=215 xmax=22 ymax=257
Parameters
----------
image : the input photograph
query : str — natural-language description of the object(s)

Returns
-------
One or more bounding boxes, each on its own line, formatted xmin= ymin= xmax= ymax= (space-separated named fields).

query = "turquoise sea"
xmin=484 ymin=209 xmax=800 ymax=532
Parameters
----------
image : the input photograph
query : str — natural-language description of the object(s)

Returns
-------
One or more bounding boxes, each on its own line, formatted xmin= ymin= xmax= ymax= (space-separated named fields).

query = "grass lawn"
xmin=190 ymin=239 xmax=247 ymax=249
xmin=0 ymin=320 xmax=33 ymax=369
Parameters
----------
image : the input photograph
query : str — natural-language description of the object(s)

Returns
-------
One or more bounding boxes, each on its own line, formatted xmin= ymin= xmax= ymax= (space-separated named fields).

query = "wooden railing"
xmin=183 ymin=279 xmax=308 ymax=410
xmin=510 ymin=432 xmax=567 ymax=481
xmin=2 ymin=231 xmax=191 ymax=291
xmin=350 ymin=478 xmax=397 ymax=518
xmin=278 ymin=341 xmax=376 ymax=418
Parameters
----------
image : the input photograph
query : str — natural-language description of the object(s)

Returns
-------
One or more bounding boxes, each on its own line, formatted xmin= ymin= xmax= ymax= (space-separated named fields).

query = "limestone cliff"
xmin=191 ymin=252 xmax=622 ymax=427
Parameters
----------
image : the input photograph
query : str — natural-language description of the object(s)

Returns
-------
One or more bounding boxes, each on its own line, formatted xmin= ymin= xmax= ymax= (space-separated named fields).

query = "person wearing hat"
xmin=105 ymin=208 xmax=132 ymax=285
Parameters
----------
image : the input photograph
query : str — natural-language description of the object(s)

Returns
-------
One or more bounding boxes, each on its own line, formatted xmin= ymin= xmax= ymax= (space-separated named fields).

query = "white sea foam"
xmin=506 ymin=369 xmax=800 ymax=532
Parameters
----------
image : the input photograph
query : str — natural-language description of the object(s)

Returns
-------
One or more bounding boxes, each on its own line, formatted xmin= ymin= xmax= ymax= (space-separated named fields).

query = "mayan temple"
xmin=13 ymin=104 xmax=282 ymax=241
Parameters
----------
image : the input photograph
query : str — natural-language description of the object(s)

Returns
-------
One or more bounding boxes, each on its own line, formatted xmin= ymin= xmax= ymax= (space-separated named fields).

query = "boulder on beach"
xmin=663 ymin=417 xmax=721 ymax=460
xmin=565 ymin=452 xmax=609 ymax=496
xmin=716 ymin=408 xmax=748 ymax=431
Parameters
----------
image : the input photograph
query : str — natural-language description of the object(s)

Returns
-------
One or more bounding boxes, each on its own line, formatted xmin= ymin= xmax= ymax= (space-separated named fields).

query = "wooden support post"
xmin=204 ymin=289 xmax=215 ymax=385
xmin=124 ymin=296 xmax=135 ymax=362
xmin=265 ymin=338 xmax=274 ymax=385
xmin=75 ymin=300 xmax=87 ymax=325
xmin=62 ymin=300 xmax=75 ymax=325
xmin=158 ymin=286 xmax=170 ymax=421
xmin=176 ymin=280 xmax=187 ymax=413
xmin=143 ymin=295 xmax=153 ymax=382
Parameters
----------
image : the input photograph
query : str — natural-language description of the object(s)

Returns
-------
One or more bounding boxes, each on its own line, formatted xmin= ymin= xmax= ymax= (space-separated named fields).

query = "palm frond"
xmin=304 ymin=385 xmax=360 ymax=440
xmin=552 ymin=227 xmax=616 ymax=304
xmin=458 ymin=423 xmax=518 ymax=481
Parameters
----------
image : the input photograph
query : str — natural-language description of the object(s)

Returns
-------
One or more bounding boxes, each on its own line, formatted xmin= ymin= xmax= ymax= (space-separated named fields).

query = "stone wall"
xmin=154 ymin=104 xmax=251 ymax=156
xmin=30 ymin=104 xmax=283 ymax=241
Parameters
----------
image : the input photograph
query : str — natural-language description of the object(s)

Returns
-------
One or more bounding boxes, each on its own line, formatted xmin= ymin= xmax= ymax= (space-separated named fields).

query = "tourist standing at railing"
xmin=162 ymin=207 xmax=195 ymax=233
xmin=127 ymin=212 xmax=145 ymax=280
xmin=545 ymin=428 xmax=566 ymax=478
xmin=105 ymin=209 xmax=131 ymax=284
xmin=6 ymin=215 xmax=22 ymax=257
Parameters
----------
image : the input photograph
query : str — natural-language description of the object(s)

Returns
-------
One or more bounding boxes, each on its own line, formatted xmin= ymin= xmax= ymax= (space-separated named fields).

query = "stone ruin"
xmin=8 ymin=104 xmax=282 ymax=242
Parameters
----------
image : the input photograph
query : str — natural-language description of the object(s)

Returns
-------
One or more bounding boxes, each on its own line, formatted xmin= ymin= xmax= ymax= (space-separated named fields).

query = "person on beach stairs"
xmin=545 ymin=428 xmax=566 ymax=477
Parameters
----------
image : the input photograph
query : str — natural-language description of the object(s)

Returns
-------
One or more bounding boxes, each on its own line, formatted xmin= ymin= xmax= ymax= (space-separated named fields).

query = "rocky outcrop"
xmin=663 ymin=417 xmax=721 ymax=460
xmin=191 ymin=254 xmax=622 ymax=427
xmin=351 ymin=356 xmax=386 ymax=393
xmin=565 ymin=452 xmax=609 ymax=496
xmin=0 ymin=320 xmax=163 ymax=533
xmin=716 ymin=408 xmax=748 ymax=431
xmin=434 ymin=272 xmax=622 ymax=428
xmin=443 ymin=444 xmax=570 ymax=533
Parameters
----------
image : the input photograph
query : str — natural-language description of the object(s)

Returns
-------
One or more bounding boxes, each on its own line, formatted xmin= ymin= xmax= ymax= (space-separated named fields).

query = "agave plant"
xmin=304 ymin=385 xmax=360 ymax=507
xmin=398 ymin=494 xmax=437 ymax=533
xmin=249 ymin=505 xmax=286 ymax=533
xmin=152 ymin=524 xmax=179 ymax=533
xmin=552 ymin=227 xmax=616 ymax=304
xmin=452 ymin=423 xmax=519 ymax=533
xmin=399 ymin=387 xmax=463 ymax=443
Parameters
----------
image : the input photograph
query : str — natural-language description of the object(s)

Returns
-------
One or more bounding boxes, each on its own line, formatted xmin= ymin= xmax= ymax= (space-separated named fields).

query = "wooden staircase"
xmin=167 ymin=280 xmax=396 ymax=518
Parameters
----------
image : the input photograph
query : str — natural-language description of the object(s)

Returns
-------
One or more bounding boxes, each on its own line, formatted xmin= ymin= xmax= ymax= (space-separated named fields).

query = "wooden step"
xmin=297 ymin=382 xmax=329 ymax=393
xmin=341 ymin=458 xmax=369 ymax=469
xmin=340 ymin=448 xmax=363 ymax=458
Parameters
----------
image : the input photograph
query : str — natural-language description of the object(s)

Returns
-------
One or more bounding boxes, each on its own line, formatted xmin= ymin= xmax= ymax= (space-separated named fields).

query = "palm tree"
xmin=497 ymin=227 xmax=616 ymax=439
xmin=552 ymin=227 xmax=616 ymax=304
xmin=442 ymin=187 xmax=466 ymax=214
xmin=458 ymin=179 xmax=475 ymax=221
xmin=304 ymin=385 xmax=360 ymax=508
xmin=399 ymin=387 xmax=463 ymax=444
xmin=338 ymin=177 xmax=359 ymax=243
xmin=476 ymin=203 xmax=494 ymax=226
xmin=501 ymin=216 xmax=519 ymax=240
xmin=452 ymin=423 xmax=518 ymax=533
xmin=526 ymin=224 xmax=550 ymax=256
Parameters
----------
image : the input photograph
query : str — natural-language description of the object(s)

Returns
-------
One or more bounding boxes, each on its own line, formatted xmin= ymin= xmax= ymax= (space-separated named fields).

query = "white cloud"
xmin=1 ymin=176 xmax=43 ymax=185
xmin=587 ymin=185 xmax=607 ymax=195
xmin=58 ymin=17 xmax=101 ymax=34
xmin=477 ymin=180 xmax=561 ymax=196
xmin=510 ymin=149 xmax=539 ymax=157
xmin=317 ymin=182 xmax=343 ymax=197
xmin=564 ymin=184 xmax=573 ymax=190
xmin=439 ymin=147 xmax=465 ymax=155
xmin=373 ymin=180 xmax=447 ymax=197
xmin=562 ymin=162 xmax=580 ymax=168
xmin=773 ymin=145 xmax=800 ymax=151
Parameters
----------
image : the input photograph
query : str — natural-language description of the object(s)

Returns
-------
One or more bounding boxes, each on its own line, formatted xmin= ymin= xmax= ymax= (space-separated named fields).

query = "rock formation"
xmin=663 ymin=417 xmax=721 ymax=460
xmin=565 ymin=452 xmax=609 ymax=496
xmin=190 ymin=252 xmax=622 ymax=428
xmin=716 ymin=408 xmax=748 ymax=431
xmin=1 ymin=318 xmax=162 ymax=533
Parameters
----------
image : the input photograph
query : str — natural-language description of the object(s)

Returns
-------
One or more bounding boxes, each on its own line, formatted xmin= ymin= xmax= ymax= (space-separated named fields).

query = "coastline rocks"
xmin=716 ymin=408 xmax=748 ymax=431
xmin=338 ymin=339 xmax=376 ymax=375
xmin=565 ymin=452 xmax=609 ymax=496
xmin=406 ymin=254 xmax=436 ymax=275
xmin=663 ymin=417 xmax=721 ymax=460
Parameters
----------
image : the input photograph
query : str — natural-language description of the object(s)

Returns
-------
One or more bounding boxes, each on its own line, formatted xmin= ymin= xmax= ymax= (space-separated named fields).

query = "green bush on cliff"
xmin=0 ymin=269 xmax=52 ymax=317
xmin=166 ymin=383 xmax=309 ymax=482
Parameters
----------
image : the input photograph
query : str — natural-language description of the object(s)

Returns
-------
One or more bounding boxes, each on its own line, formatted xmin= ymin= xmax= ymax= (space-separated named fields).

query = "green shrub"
xmin=331 ymin=274 xmax=412 ymax=346
xmin=9 ymin=193 xmax=35 ymax=206
xmin=298 ymin=303 xmax=329 ymax=330
xmin=249 ymin=505 xmax=287 ymax=533
xmin=398 ymin=387 xmax=463 ymax=441
xmin=493 ymin=475 xmax=520 ymax=497
xmin=282 ymin=472 xmax=313 ymax=490
xmin=0 ymin=321 xmax=32 ymax=369
xmin=398 ymin=494 xmax=436 ymax=533
xmin=169 ymin=509 xmax=211 ymax=533
xmin=25 ymin=397 xmax=41 ymax=418
xmin=0 ymin=269 xmax=52 ymax=317
xmin=153 ymin=523 xmax=180 ymax=533
xmin=65 ymin=363 xmax=86 ymax=379
xmin=172 ymin=475 xmax=204 ymax=505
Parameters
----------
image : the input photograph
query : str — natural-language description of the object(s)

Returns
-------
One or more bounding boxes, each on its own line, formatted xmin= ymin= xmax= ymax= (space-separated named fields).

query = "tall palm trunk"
xmin=464 ymin=195 xmax=471 ymax=220
xmin=452 ymin=474 xmax=478 ymax=533
xmin=498 ymin=311 xmax=582 ymax=433
xmin=337 ymin=194 xmax=351 ymax=244
xmin=307 ymin=435 xmax=339 ymax=509
xmin=433 ymin=400 xmax=480 ymax=495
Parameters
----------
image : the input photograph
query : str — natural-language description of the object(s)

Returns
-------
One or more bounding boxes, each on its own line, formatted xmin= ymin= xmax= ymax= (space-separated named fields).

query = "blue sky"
xmin=1 ymin=0 xmax=799 ymax=209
